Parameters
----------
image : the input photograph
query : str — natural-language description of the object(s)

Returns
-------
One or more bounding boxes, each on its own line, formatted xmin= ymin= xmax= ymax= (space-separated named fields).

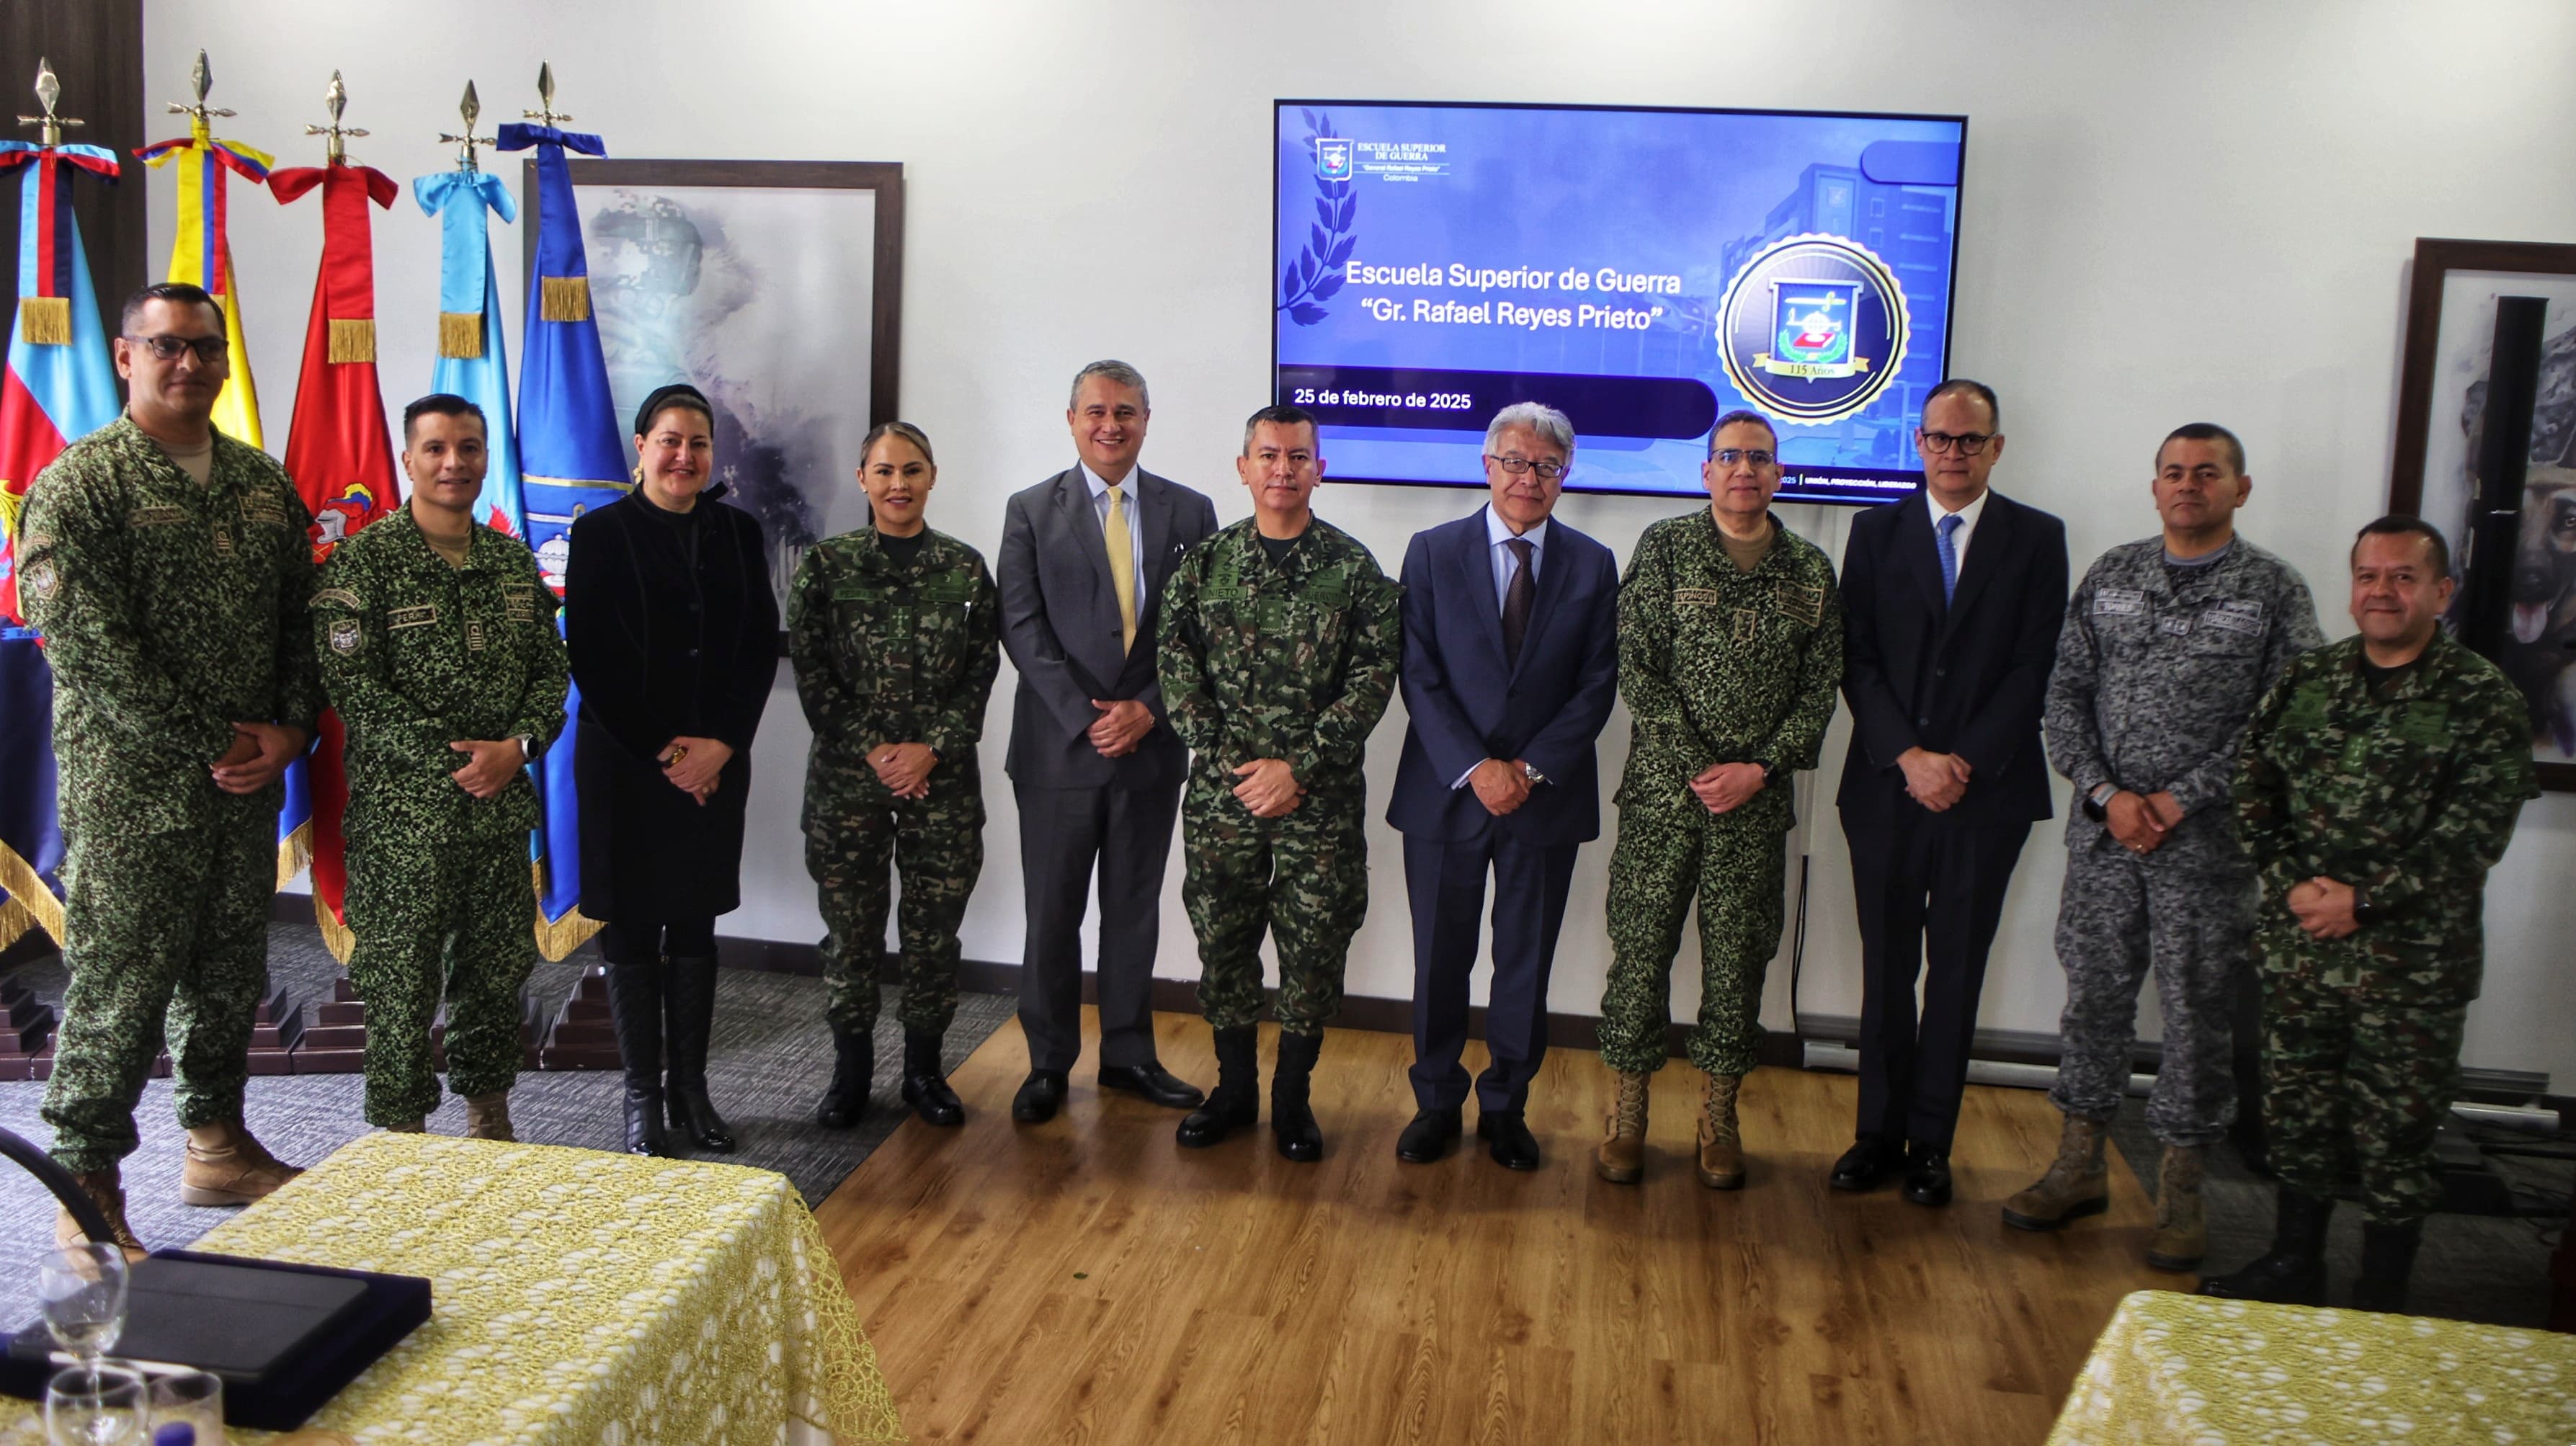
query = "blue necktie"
xmin=1937 ymin=512 xmax=1964 ymax=604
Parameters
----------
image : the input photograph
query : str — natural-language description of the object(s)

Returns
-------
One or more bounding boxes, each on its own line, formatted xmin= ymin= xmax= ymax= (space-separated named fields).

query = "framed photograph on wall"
xmin=2389 ymin=236 xmax=2576 ymax=790
xmin=525 ymin=158 xmax=904 ymax=635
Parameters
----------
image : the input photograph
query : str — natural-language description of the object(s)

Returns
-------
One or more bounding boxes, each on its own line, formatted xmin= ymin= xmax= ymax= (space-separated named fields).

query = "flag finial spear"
xmin=303 ymin=69 xmax=368 ymax=164
xmin=19 ymin=58 xmax=85 ymax=148
xmin=167 ymin=49 xmax=238 ymax=126
xmin=440 ymin=80 xmax=494 ymax=171
xmin=524 ymin=61 xmax=573 ymax=130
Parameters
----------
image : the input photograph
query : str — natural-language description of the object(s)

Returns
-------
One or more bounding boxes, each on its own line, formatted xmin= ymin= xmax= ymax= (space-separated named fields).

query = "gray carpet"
xmin=0 ymin=922 xmax=1015 ymax=1333
xmin=2108 ymin=1097 xmax=2570 ymax=1326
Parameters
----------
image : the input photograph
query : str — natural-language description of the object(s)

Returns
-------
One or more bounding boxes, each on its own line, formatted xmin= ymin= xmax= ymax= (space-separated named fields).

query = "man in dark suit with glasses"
xmin=1831 ymin=380 xmax=2068 ymax=1205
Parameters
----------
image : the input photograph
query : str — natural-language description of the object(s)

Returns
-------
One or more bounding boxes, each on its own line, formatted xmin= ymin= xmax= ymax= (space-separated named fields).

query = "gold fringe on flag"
xmin=0 ymin=842 xmax=66 ymax=951
xmin=315 ymin=891 xmax=355 ymax=964
xmin=437 ymin=311 xmax=483 ymax=359
xmin=539 ymin=275 xmax=591 ymax=323
xmin=326 ymin=318 xmax=376 ymax=365
xmin=530 ymin=862 xmax=604 ymax=961
xmin=18 ymin=296 xmax=70 ymax=346
xmin=275 ymin=819 xmax=313 ymax=893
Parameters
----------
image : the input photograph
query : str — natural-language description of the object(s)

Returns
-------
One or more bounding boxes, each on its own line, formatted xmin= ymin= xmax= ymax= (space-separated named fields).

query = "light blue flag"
xmin=414 ymin=167 xmax=525 ymax=537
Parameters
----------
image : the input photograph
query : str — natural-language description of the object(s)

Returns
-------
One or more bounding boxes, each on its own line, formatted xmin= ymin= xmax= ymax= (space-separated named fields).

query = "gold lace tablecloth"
xmin=2048 ymin=1289 xmax=2575 ymax=1445
xmin=6 ymin=1133 xmax=903 ymax=1444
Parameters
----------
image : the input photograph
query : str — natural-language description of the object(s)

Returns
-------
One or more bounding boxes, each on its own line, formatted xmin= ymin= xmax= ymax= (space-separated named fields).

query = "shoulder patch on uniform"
xmin=327 ymin=617 xmax=364 ymax=656
xmin=2201 ymin=599 xmax=2265 ymax=636
xmin=128 ymin=504 xmax=187 ymax=528
xmin=22 ymin=559 xmax=57 ymax=601
xmin=2093 ymin=588 xmax=2145 ymax=616
xmin=1673 ymin=586 xmax=1722 ymax=606
xmin=387 ymin=603 xmax=438 ymax=630
xmin=312 ymin=586 xmax=363 ymax=610
xmin=1775 ymin=580 xmax=1825 ymax=627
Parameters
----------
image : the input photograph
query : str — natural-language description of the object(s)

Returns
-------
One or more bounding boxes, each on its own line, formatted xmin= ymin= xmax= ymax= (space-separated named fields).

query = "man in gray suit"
xmin=998 ymin=360 xmax=1223 ymax=1123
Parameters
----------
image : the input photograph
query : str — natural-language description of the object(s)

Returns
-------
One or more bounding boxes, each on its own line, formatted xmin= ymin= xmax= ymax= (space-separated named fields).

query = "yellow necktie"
xmin=1105 ymin=483 xmax=1138 ymax=653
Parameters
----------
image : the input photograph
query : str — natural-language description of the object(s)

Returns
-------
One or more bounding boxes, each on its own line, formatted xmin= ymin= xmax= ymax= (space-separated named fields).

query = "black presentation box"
xmin=1 ymin=1249 xmax=431 ymax=1432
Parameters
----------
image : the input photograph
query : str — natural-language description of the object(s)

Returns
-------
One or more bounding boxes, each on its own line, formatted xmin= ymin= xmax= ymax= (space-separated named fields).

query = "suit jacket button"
xmin=1935 ymin=667 xmax=1947 ymax=678
xmin=1917 ymin=716 xmax=1930 ymax=728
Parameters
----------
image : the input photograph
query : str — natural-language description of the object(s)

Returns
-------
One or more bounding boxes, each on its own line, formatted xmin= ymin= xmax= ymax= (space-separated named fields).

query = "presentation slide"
xmin=1273 ymin=102 xmax=1966 ymax=504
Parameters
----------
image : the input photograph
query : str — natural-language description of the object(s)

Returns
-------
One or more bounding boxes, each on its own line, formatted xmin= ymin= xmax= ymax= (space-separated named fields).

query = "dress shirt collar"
xmin=1485 ymin=504 xmax=1550 ymax=554
xmin=1081 ymin=460 xmax=1140 ymax=500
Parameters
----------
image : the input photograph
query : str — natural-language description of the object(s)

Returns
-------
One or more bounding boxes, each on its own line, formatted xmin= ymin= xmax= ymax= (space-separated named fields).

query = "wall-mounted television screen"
xmin=1273 ymin=101 xmax=1966 ymax=504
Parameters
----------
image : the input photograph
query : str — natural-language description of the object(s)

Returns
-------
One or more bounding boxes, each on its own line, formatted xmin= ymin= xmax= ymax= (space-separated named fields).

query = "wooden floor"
xmin=813 ymin=1012 xmax=2172 ymax=1445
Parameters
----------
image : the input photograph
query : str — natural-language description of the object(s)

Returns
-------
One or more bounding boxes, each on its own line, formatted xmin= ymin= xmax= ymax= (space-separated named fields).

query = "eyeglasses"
xmin=1711 ymin=448 xmax=1776 ymax=468
xmin=125 ymin=334 xmax=228 ymax=365
xmin=1487 ymin=454 xmax=1567 ymax=480
xmin=1919 ymin=429 xmax=1995 ymax=455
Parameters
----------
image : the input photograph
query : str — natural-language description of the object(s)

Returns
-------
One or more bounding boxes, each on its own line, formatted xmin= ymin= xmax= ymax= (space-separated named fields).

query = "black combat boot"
xmin=662 ymin=953 xmax=736 ymax=1152
xmin=2350 ymin=1220 xmax=2425 ymax=1313
xmin=1270 ymin=1031 xmax=1324 ymax=1163
xmin=816 ymin=1025 xmax=875 ymax=1128
xmin=900 ymin=1032 xmax=964 ymax=1126
xmin=2198 ymin=1186 xmax=2332 ymax=1306
xmin=603 ymin=963 xmax=669 ymax=1157
xmin=1177 ymin=1027 xmax=1260 ymax=1148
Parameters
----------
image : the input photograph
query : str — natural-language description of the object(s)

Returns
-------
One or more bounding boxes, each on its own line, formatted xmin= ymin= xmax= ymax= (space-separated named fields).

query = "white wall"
xmin=154 ymin=0 xmax=2576 ymax=1083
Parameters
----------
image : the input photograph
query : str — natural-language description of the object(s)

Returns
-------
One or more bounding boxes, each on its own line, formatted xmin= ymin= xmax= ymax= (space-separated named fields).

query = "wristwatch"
xmin=1522 ymin=762 xmax=1548 ymax=786
xmin=2082 ymin=782 xmax=2118 ymax=822
xmin=515 ymin=735 xmax=535 ymax=762
xmin=2351 ymin=887 xmax=2380 ymax=927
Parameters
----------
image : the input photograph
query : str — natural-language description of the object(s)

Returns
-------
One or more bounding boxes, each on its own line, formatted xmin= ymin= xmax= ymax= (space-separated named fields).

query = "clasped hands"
xmin=864 ymin=741 xmax=937 ymax=800
xmin=1897 ymin=746 xmax=1973 ymax=813
xmin=1470 ymin=758 xmax=1536 ymax=817
xmin=2286 ymin=876 xmax=2360 ymax=939
xmin=2103 ymin=789 xmax=2185 ymax=854
xmin=658 ymin=736 xmax=737 ymax=805
xmin=1231 ymin=757 xmax=1304 ymax=818
xmin=210 ymin=722 xmax=307 ymax=795
xmin=1088 ymin=698 xmax=1154 ymax=759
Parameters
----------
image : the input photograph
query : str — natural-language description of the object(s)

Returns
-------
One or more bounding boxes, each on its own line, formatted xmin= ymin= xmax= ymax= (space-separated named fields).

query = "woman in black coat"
xmin=566 ymin=383 xmax=777 ymax=1156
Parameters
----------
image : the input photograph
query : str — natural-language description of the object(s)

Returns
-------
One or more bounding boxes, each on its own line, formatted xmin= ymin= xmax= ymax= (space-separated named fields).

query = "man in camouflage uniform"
xmin=2010 ymin=424 xmax=2323 ymax=1271
xmin=21 ymin=283 xmax=318 ymax=1254
xmin=788 ymin=421 xmax=999 ymax=1129
xmin=1158 ymin=403 xmax=1401 ymax=1161
xmin=1595 ymin=409 xmax=1842 ymax=1190
xmin=2201 ymin=517 xmax=2536 ymax=1313
xmin=313 ymin=394 xmax=567 ymax=1141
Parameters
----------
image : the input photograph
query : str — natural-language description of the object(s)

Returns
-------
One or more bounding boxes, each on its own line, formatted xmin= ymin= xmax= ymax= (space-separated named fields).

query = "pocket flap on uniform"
xmin=919 ymin=576 xmax=978 ymax=603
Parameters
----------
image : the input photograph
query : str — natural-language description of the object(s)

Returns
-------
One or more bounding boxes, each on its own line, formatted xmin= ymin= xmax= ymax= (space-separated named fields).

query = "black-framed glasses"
xmin=1711 ymin=448 xmax=1776 ymax=468
xmin=1487 ymin=454 xmax=1567 ymax=480
xmin=124 ymin=334 xmax=228 ymax=365
xmin=1918 ymin=429 xmax=1995 ymax=455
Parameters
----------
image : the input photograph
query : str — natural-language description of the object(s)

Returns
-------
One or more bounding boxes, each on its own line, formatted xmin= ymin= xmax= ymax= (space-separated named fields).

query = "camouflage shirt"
xmin=1156 ymin=517 xmax=1401 ymax=806
xmin=2235 ymin=630 xmax=2538 ymax=1004
xmin=1615 ymin=509 xmax=1842 ymax=829
xmin=18 ymin=414 xmax=320 ymax=833
xmin=311 ymin=506 xmax=569 ymax=842
xmin=786 ymin=527 xmax=1002 ymax=777
xmin=2045 ymin=536 xmax=2325 ymax=870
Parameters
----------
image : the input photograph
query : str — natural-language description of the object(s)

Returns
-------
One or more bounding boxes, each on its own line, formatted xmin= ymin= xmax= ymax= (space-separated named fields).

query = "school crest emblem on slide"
xmin=1716 ymin=234 xmax=1912 ymax=425
xmin=1314 ymin=138 xmax=1354 ymax=181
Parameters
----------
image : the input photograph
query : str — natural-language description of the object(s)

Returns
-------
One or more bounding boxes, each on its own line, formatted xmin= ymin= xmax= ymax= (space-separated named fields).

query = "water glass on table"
xmin=143 ymin=1372 xmax=223 ymax=1445
xmin=42 ymin=1362 xmax=146 ymax=1446
xmin=33 ymin=1248 xmax=128 ymax=1366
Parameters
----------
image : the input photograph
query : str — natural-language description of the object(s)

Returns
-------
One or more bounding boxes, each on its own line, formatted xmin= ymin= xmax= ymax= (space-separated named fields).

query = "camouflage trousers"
xmin=1597 ymin=805 xmax=1786 ymax=1077
xmin=343 ymin=830 xmax=537 ymax=1126
xmin=806 ymin=772 xmax=985 ymax=1036
xmin=42 ymin=808 xmax=273 ymax=1172
xmin=2262 ymin=957 xmax=2466 ymax=1226
xmin=1182 ymin=787 xmax=1368 ymax=1037
xmin=2050 ymin=847 xmax=2256 ymax=1146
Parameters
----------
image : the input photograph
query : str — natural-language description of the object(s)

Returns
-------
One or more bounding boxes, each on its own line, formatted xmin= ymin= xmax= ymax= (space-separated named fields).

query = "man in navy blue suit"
xmin=1833 ymin=379 xmax=2069 ymax=1206
xmin=1387 ymin=403 xmax=1621 ymax=1169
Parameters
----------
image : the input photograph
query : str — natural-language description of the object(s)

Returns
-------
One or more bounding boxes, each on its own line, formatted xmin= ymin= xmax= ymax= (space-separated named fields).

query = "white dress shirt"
xmin=1080 ymin=460 xmax=1149 ymax=587
xmin=1931 ymin=487 xmax=1989 ymax=572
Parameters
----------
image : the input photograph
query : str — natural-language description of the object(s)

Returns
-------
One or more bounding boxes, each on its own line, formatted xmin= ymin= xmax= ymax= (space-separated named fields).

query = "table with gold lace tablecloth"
xmin=2047 ymin=1289 xmax=2575 ymax=1445
xmin=6 ymin=1133 xmax=904 ymax=1444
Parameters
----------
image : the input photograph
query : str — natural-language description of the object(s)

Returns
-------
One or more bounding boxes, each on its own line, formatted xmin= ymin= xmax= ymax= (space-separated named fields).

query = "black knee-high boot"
xmin=2198 ymin=1185 xmax=2332 ymax=1305
xmin=1270 ymin=1031 xmax=1324 ymax=1163
xmin=603 ymin=962 xmax=669 ymax=1157
xmin=1177 ymin=1027 xmax=1260 ymax=1148
xmin=816 ymin=1025 xmax=874 ymax=1128
xmin=663 ymin=953 xmax=735 ymax=1152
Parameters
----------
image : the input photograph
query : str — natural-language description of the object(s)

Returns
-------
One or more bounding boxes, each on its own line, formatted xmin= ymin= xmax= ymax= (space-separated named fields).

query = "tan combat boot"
xmin=181 ymin=1117 xmax=303 ymax=1206
xmin=2146 ymin=1143 xmax=2207 ymax=1272
xmin=1595 ymin=1069 xmax=1649 ymax=1184
xmin=463 ymin=1091 xmax=515 ymax=1142
xmin=53 ymin=1167 xmax=149 ymax=1262
xmin=2000 ymin=1113 xmax=2111 ymax=1231
xmin=1695 ymin=1072 xmax=1747 ymax=1190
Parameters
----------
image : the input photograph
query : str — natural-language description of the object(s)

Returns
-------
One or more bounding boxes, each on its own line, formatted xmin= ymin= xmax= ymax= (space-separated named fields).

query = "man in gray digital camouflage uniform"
xmin=20 ymin=283 xmax=318 ymax=1255
xmin=2007 ymin=423 xmax=2323 ymax=1272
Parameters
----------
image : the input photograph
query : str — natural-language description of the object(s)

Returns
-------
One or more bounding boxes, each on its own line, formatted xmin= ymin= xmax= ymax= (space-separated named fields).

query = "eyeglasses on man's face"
xmin=1487 ymin=454 xmax=1567 ymax=480
xmin=124 ymin=334 xmax=228 ymax=365
xmin=1917 ymin=429 xmax=1995 ymax=455
xmin=1711 ymin=448 xmax=1776 ymax=469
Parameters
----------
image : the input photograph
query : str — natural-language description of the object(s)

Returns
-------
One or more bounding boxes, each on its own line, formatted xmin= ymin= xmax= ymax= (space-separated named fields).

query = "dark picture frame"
xmin=524 ymin=158 xmax=904 ymax=651
xmin=2388 ymin=237 xmax=2576 ymax=791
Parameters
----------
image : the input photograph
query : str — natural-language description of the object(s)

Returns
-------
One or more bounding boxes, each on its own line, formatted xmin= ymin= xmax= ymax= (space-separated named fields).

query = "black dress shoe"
xmin=1098 ymin=1063 xmax=1205 ymax=1110
xmin=1478 ymin=1110 xmax=1542 ymax=1171
xmin=1395 ymin=1106 xmax=1462 ymax=1164
xmin=1012 ymin=1071 xmax=1068 ymax=1123
xmin=1902 ymin=1145 xmax=1953 ymax=1207
xmin=1830 ymin=1138 xmax=1903 ymax=1192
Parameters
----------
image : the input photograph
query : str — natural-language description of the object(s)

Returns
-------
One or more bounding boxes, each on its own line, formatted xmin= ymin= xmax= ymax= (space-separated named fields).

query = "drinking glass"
xmin=34 ymin=1246 xmax=129 ymax=1366
xmin=42 ymin=1362 xmax=146 ymax=1446
xmin=146 ymin=1370 xmax=223 ymax=1445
